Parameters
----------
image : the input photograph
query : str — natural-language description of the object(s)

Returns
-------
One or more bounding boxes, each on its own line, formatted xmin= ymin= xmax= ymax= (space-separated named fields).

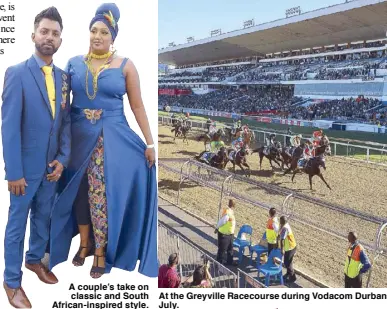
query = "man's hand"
xmin=8 ymin=178 xmax=28 ymax=196
xmin=47 ymin=160 xmax=64 ymax=182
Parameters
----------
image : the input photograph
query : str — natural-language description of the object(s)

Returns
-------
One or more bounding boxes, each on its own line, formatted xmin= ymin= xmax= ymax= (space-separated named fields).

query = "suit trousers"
xmin=4 ymin=176 xmax=57 ymax=288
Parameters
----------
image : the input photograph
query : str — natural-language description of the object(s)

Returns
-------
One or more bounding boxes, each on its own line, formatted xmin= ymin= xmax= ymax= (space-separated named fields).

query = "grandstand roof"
xmin=158 ymin=0 xmax=387 ymax=66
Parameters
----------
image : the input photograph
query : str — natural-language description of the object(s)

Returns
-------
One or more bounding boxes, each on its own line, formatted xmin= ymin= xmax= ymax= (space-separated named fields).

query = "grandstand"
xmin=158 ymin=0 xmax=387 ymax=133
xmin=158 ymin=0 xmax=387 ymax=289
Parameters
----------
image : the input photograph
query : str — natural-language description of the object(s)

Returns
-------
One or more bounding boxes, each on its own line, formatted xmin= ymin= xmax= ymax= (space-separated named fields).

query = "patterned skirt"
xmin=87 ymin=135 xmax=108 ymax=249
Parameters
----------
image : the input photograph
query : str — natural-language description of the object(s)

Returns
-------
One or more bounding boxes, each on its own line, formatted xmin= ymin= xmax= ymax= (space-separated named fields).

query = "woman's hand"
xmin=145 ymin=148 xmax=155 ymax=168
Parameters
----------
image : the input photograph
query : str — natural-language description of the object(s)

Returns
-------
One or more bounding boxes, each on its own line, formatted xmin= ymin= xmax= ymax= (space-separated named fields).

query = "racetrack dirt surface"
xmin=158 ymin=124 xmax=387 ymax=288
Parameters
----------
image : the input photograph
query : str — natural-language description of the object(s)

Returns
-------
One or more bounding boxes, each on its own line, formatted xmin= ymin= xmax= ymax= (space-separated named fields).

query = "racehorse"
xmin=195 ymin=147 xmax=229 ymax=170
xmin=225 ymin=146 xmax=251 ymax=177
xmin=172 ymin=121 xmax=191 ymax=144
xmin=252 ymin=141 xmax=283 ymax=170
xmin=283 ymin=145 xmax=331 ymax=190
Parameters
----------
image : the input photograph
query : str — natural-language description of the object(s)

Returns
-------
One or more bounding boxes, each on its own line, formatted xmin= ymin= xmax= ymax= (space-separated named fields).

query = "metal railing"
xmin=158 ymin=158 xmax=387 ymax=288
xmin=159 ymin=115 xmax=387 ymax=166
xmin=237 ymin=269 xmax=266 ymax=288
xmin=158 ymin=222 xmax=238 ymax=288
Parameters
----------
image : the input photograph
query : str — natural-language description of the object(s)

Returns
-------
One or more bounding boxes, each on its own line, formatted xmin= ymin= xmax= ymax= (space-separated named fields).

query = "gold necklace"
xmin=85 ymin=51 xmax=113 ymax=100
xmin=90 ymin=52 xmax=112 ymax=59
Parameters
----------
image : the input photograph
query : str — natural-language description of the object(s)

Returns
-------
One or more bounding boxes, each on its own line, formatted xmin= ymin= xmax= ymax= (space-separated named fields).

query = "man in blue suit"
xmin=1 ymin=7 xmax=70 ymax=308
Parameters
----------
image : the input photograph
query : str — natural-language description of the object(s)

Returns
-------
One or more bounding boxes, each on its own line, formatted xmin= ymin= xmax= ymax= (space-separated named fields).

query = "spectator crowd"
xmin=159 ymin=86 xmax=386 ymax=124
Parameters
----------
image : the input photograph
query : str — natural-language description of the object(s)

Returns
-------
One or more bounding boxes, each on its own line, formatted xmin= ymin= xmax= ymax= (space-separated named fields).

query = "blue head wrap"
xmin=89 ymin=3 xmax=120 ymax=41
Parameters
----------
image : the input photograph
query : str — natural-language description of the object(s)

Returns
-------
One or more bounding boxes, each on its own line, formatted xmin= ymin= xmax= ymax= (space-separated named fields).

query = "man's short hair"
xmin=168 ymin=253 xmax=178 ymax=266
xmin=280 ymin=216 xmax=287 ymax=225
xmin=228 ymin=199 xmax=236 ymax=208
xmin=269 ymin=207 xmax=276 ymax=217
xmin=34 ymin=7 xmax=63 ymax=31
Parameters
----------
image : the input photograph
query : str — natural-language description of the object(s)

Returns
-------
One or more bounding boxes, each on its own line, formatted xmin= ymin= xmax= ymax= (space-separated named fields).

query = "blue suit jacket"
xmin=1 ymin=55 xmax=71 ymax=181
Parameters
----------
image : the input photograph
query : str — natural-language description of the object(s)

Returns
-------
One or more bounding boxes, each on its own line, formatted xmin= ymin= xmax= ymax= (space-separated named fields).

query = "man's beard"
xmin=35 ymin=42 xmax=58 ymax=56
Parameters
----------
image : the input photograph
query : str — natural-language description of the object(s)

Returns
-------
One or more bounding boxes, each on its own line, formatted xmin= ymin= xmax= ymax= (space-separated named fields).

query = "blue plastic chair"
xmin=233 ymin=225 xmax=253 ymax=263
xmin=250 ymin=232 xmax=268 ymax=268
xmin=257 ymin=248 xmax=283 ymax=287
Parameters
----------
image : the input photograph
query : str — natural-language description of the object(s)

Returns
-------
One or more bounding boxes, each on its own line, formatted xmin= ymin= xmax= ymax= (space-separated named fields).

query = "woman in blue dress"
xmin=48 ymin=3 xmax=157 ymax=279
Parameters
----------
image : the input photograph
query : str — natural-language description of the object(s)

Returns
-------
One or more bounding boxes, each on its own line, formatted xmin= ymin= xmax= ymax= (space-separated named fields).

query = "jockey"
xmin=290 ymin=134 xmax=302 ymax=147
xmin=206 ymin=118 xmax=212 ymax=132
xmin=264 ymin=133 xmax=276 ymax=155
xmin=208 ymin=121 xmax=217 ymax=136
xmin=237 ymin=119 xmax=242 ymax=128
xmin=232 ymin=120 xmax=238 ymax=134
xmin=210 ymin=140 xmax=225 ymax=152
xmin=266 ymin=133 xmax=276 ymax=147
xmin=312 ymin=129 xmax=323 ymax=148
xmin=304 ymin=140 xmax=313 ymax=159
xmin=298 ymin=141 xmax=312 ymax=168
xmin=288 ymin=134 xmax=302 ymax=156
xmin=231 ymin=136 xmax=244 ymax=151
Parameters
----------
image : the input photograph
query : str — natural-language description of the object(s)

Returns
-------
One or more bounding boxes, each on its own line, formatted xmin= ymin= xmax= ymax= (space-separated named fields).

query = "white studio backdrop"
xmin=0 ymin=0 xmax=158 ymax=308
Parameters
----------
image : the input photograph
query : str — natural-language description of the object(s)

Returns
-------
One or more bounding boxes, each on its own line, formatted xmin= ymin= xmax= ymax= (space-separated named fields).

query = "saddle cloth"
xmin=228 ymin=150 xmax=236 ymax=161
xmin=201 ymin=152 xmax=215 ymax=162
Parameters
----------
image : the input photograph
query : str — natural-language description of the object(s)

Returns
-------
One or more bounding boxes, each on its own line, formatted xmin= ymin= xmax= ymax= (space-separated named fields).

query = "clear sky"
xmin=159 ymin=0 xmax=345 ymax=49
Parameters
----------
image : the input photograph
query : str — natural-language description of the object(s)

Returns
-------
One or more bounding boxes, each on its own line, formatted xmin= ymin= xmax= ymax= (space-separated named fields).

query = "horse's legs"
xmin=238 ymin=163 xmax=246 ymax=176
xmin=268 ymin=158 xmax=274 ymax=170
xmin=273 ymin=158 xmax=281 ymax=169
xmin=291 ymin=170 xmax=297 ymax=183
xmin=283 ymin=165 xmax=293 ymax=176
xmin=259 ymin=154 xmax=263 ymax=170
xmin=309 ymin=174 xmax=313 ymax=190
xmin=242 ymin=162 xmax=250 ymax=177
xmin=318 ymin=173 xmax=332 ymax=190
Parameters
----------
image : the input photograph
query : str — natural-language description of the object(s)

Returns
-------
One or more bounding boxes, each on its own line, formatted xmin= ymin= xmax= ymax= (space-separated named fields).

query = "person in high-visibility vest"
xmin=344 ymin=232 xmax=371 ymax=288
xmin=214 ymin=199 xmax=237 ymax=266
xmin=266 ymin=208 xmax=279 ymax=255
xmin=279 ymin=216 xmax=297 ymax=283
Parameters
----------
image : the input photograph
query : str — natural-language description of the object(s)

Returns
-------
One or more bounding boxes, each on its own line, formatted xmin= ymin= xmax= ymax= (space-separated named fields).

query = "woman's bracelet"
xmin=146 ymin=144 xmax=155 ymax=149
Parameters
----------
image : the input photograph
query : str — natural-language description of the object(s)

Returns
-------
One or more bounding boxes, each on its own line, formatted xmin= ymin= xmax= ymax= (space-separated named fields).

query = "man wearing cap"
xmin=158 ymin=253 xmax=181 ymax=288
xmin=344 ymin=232 xmax=371 ymax=288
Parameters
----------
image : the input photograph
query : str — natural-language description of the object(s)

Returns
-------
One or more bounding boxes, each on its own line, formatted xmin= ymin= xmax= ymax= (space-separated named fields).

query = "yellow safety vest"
xmin=344 ymin=244 xmax=363 ymax=278
xmin=281 ymin=223 xmax=296 ymax=251
xmin=266 ymin=217 xmax=278 ymax=244
xmin=218 ymin=208 xmax=235 ymax=235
